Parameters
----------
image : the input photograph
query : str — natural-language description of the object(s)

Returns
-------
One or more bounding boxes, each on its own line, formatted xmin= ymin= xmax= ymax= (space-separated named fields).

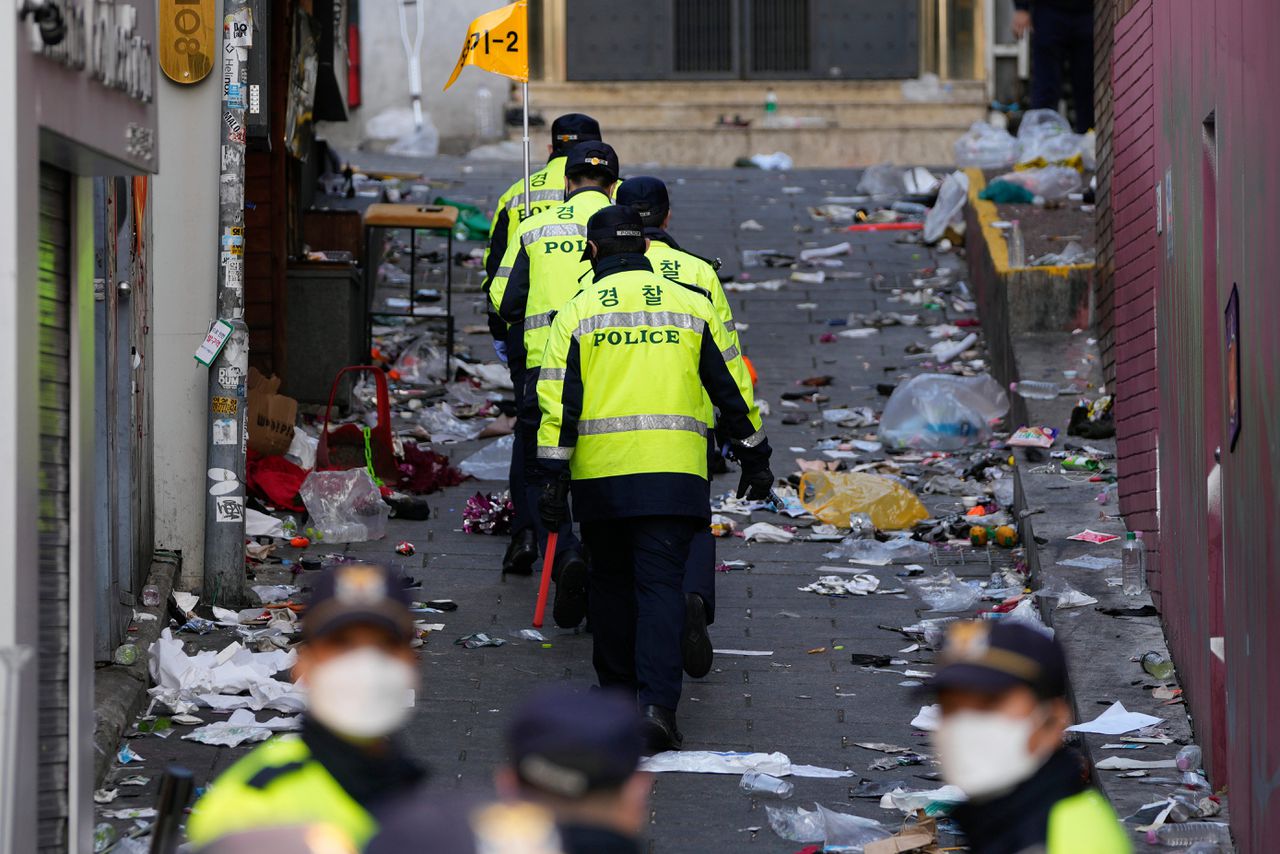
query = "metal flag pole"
xmin=522 ymin=81 xmax=531 ymax=218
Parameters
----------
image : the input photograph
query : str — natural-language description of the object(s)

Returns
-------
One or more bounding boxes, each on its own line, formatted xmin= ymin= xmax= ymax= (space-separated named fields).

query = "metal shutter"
xmin=810 ymin=0 xmax=919 ymax=79
xmin=36 ymin=163 xmax=72 ymax=853
xmin=746 ymin=0 xmax=810 ymax=76
xmin=565 ymin=0 xmax=673 ymax=80
xmin=674 ymin=0 xmax=738 ymax=76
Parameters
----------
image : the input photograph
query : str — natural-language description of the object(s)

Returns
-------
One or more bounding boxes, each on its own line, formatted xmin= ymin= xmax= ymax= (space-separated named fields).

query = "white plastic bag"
xmin=878 ymin=373 xmax=1009 ymax=451
xmin=856 ymin=163 xmax=905 ymax=197
xmin=394 ymin=335 xmax=447 ymax=385
xmin=824 ymin=534 xmax=931 ymax=565
xmin=299 ymin=469 xmax=390 ymax=543
xmin=459 ymin=435 xmax=513 ymax=480
xmin=993 ymin=166 xmax=1082 ymax=201
xmin=1017 ymin=109 xmax=1086 ymax=166
xmin=910 ymin=570 xmax=983 ymax=612
xmin=953 ymin=121 xmax=1020 ymax=169
xmin=923 ymin=171 xmax=970 ymax=244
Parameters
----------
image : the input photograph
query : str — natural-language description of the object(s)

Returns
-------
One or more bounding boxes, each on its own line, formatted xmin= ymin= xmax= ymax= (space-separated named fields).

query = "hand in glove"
xmin=736 ymin=465 xmax=774 ymax=501
xmin=538 ymin=473 xmax=570 ymax=530
xmin=493 ymin=340 xmax=509 ymax=364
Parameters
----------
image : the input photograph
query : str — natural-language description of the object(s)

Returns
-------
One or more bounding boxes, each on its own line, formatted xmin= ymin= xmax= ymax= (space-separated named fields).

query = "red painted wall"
xmin=1109 ymin=1 xmax=1280 ymax=849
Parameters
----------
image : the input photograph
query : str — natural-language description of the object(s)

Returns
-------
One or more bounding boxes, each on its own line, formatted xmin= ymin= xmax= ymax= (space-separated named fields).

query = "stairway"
xmin=527 ymin=79 xmax=987 ymax=168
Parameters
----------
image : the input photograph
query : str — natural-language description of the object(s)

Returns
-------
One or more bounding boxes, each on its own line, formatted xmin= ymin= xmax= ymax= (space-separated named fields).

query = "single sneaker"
xmin=682 ymin=593 xmax=713 ymax=678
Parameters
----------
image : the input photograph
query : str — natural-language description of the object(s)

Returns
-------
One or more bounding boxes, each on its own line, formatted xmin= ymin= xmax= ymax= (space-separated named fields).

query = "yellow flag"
xmin=443 ymin=1 xmax=528 ymax=91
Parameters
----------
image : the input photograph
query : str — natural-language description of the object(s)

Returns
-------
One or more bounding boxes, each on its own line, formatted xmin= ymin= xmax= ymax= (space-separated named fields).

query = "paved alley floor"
xmin=108 ymin=162 xmax=989 ymax=851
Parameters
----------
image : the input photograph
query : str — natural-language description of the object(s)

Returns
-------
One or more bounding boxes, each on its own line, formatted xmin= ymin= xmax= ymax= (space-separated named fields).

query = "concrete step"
xmin=524 ymin=100 xmax=979 ymax=130
xmin=532 ymin=78 xmax=987 ymax=104
xmin=582 ymin=123 xmax=978 ymax=168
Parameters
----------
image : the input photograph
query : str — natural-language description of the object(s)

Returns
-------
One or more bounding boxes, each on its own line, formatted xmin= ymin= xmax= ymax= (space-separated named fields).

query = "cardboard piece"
xmin=864 ymin=833 xmax=936 ymax=854
xmin=247 ymin=368 xmax=298 ymax=456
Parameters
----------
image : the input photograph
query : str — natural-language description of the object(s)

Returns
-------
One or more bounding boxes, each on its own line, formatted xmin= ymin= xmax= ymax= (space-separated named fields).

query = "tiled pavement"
xmin=108 ymin=161 xmax=985 ymax=851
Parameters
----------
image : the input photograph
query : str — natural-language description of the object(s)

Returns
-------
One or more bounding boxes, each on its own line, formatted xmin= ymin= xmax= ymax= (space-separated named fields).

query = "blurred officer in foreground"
xmin=615 ymin=176 xmax=747 ymax=679
xmin=490 ymin=141 xmax=622 ymax=626
xmin=485 ymin=114 xmax=604 ymax=581
xmin=930 ymin=621 xmax=1130 ymax=854
xmin=196 ymin=824 xmax=357 ymax=854
xmin=368 ymin=798 xmax=566 ymax=854
xmin=187 ymin=565 xmax=424 ymax=848
xmin=536 ymin=206 xmax=772 ymax=751
xmin=496 ymin=686 xmax=650 ymax=853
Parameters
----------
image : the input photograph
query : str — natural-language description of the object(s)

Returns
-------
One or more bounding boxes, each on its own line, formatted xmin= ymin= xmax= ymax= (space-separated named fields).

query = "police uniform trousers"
xmin=1029 ymin=4 xmax=1094 ymax=133
xmin=506 ymin=330 xmax=532 ymax=539
xmin=519 ymin=367 xmax=582 ymax=560
xmin=581 ymin=515 xmax=701 ymax=710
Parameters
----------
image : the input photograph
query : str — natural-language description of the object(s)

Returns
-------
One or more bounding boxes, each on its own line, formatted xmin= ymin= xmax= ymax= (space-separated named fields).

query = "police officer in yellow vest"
xmin=535 ymin=206 xmax=773 ymax=752
xmin=186 ymin=564 xmax=424 ymax=848
xmin=929 ymin=620 xmax=1131 ymax=853
xmin=484 ymin=114 xmax=604 ymax=580
xmin=615 ymin=176 xmax=744 ymax=680
xmin=489 ymin=141 xmax=620 ymax=627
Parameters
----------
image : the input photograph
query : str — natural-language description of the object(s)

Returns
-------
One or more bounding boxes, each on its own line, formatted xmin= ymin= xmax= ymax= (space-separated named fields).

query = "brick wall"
xmin=1108 ymin=0 xmax=1159 ymax=590
xmin=1093 ymin=0 xmax=1115 ymax=387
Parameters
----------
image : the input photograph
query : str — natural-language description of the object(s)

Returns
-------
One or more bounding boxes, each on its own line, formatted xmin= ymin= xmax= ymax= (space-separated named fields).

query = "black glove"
xmin=538 ymin=473 xmax=570 ymax=530
xmin=736 ymin=465 xmax=774 ymax=501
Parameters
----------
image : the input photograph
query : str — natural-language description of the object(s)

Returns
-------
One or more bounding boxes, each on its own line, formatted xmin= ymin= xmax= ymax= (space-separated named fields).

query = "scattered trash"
xmin=739 ymin=219 xmax=765 ymax=231
xmin=395 ymin=541 xmax=416 ymax=557
xmin=743 ymin=522 xmax=795 ymax=543
xmin=457 ymin=435 xmax=514 ymax=480
xmin=741 ymin=771 xmax=795 ymax=799
xmin=715 ymin=649 xmax=775 ymax=657
xmin=800 ymin=575 xmax=880 ymax=597
xmin=148 ymin=628 xmax=303 ymax=714
xmin=878 ymin=373 xmax=1008 ymax=451
xmin=299 ymin=469 xmax=391 ymax=543
xmin=799 ymin=471 xmax=928 ymax=530
xmin=1035 ymin=580 xmax=1098 ymax=609
xmin=1066 ymin=702 xmax=1163 ymax=735
xmin=749 ymin=152 xmax=794 ymax=171
xmin=116 ymin=745 xmax=144 ymax=764
xmin=1008 ymin=425 xmax=1060 ymax=448
xmin=910 ymin=704 xmax=941 ymax=731
xmin=251 ymin=585 xmax=297 ymax=604
xmin=184 ymin=709 xmax=300 ymax=748
xmin=455 ymin=632 xmax=506 ymax=649
xmin=767 ymin=804 xmax=891 ymax=849
xmin=922 ymin=171 xmax=969 ymax=245
xmin=878 ymin=785 xmax=966 ymax=814
xmin=100 ymin=807 xmax=158 ymax=820
xmin=642 ymin=750 xmax=854 ymax=778
xmin=512 ymin=629 xmax=547 ymax=642
xmin=1030 ymin=240 xmax=1096 ymax=267
xmin=1141 ymin=651 xmax=1175 ymax=680
xmin=910 ymin=570 xmax=982 ymax=612
xmin=799 ymin=242 xmax=852 ymax=261
xmin=901 ymin=72 xmax=951 ymax=102
xmin=93 ymin=788 xmax=119 ymax=804
xmin=1067 ymin=529 xmax=1121 ymax=544
xmin=953 ymin=122 xmax=1019 ymax=169
xmin=1095 ymin=756 xmax=1178 ymax=770
xmin=869 ymin=754 xmax=929 ymax=771
xmin=462 ymin=491 xmax=513 ymax=535
xmin=825 ymin=535 xmax=931 ymax=565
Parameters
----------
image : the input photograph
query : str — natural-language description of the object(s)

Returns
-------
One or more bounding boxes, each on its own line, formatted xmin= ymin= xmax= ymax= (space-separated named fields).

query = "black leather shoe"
xmin=502 ymin=529 xmax=537 ymax=577
xmin=552 ymin=550 xmax=589 ymax=628
xmin=640 ymin=705 xmax=683 ymax=754
xmin=682 ymin=593 xmax=713 ymax=678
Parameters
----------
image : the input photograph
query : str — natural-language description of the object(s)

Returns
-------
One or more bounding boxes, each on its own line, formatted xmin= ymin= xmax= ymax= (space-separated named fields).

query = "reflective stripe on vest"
xmin=577 ymin=414 xmax=708 ymax=437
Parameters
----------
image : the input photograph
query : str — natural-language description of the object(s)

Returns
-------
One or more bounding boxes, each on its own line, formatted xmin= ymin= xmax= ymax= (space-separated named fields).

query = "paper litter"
xmin=1066 ymin=702 xmax=1163 ymax=735
xmin=799 ymin=575 xmax=880 ymax=596
xmin=642 ymin=750 xmax=854 ymax=778
xmin=183 ymin=709 xmax=301 ymax=748
xmin=742 ymin=522 xmax=795 ymax=543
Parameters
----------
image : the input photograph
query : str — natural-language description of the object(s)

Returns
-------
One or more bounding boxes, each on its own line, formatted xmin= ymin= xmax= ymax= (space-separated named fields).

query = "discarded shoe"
xmin=640 ymin=705 xmax=683 ymax=754
xmin=682 ymin=593 xmax=713 ymax=678
xmin=502 ymin=528 xmax=537 ymax=577
xmin=552 ymin=550 xmax=589 ymax=628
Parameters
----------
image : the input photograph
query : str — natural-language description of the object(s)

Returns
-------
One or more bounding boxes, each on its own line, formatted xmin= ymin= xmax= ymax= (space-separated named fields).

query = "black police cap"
xmin=616 ymin=176 xmax=670 ymax=227
xmin=581 ymin=205 xmax=646 ymax=260
xmin=564 ymin=140 xmax=620 ymax=183
xmin=507 ymin=686 xmax=644 ymax=798
xmin=303 ymin=563 xmax=414 ymax=642
xmin=927 ymin=620 xmax=1069 ymax=700
xmin=551 ymin=113 xmax=602 ymax=155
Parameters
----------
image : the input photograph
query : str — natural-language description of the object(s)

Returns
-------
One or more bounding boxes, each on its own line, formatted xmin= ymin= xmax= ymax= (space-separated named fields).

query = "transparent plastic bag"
xmin=419 ymin=403 xmax=486 ymax=443
xmin=856 ymin=163 xmax=906 ymax=198
xmin=878 ymin=373 xmax=1009 ymax=451
xmin=824 ymin=535 xmax=931 ymax=565
xmin=953 ymin=121 xmax=1019 ymax=169
xmin=393 ymin=335 xmax=447 ymax=385
xmin=299 ymin=469 xmax=390 ymax=543
xmin=1016 ymin=109 xmax=1085 ymax=166
xmin=799 ymin=471 xmax=928 ymax=530
xmin=923 ymin=171 xmax=970 ymax=244
xmin=818 ymin=806 xmax=891 ymax=852
xmin=910 ymin=570 xmax=983 ymax=612
xmin=459 ymin=435 xmax=514 ymax=480
xmin=766 ymin=804 xmax=824 ymax=843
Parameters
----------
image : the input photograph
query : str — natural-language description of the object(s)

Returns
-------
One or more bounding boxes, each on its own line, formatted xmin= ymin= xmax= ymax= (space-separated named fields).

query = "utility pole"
xmin=202 ymin=2 xmax=253 ymax=606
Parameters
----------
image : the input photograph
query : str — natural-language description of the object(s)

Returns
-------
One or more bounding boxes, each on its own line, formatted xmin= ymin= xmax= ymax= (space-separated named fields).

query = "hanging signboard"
xmin=159 ymin=0 xmax=216 ymax=83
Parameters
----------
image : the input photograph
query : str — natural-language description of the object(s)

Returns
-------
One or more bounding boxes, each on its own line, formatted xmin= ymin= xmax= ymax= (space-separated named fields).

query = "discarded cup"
xmin=1142 ymin=651 xmax=1175 ymax=681
xmin=1176 ymin=744 xmax=1203 ymax=772
xmin=740 ymin=771 xmax=794 ymax=799
xmin=141 ymin=584 xmax=161 ymax=607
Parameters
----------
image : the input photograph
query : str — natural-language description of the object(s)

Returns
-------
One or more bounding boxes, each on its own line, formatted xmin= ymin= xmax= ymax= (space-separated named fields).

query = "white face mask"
xmin=303 ymin=647 xmax=416 ymax=739
xmin=933 ymin=710 xmax=1048 ymax=799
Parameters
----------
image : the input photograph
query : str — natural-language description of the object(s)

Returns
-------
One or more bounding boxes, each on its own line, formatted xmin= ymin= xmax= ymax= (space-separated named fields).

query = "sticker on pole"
xmin=195 ymin=319 xmax=234 ymax=366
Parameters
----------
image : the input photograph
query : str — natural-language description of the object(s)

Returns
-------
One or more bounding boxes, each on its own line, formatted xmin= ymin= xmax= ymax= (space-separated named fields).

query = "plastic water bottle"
xmin=1009 ymin=220 xmax=1027 ymax=267
xmin=1145 ymin=821 xmax=1232 ymax=847
xmin=740 ymin=771 xmax=794 ymax=799
xmin=1123 ymin=532 xmax=1147 ymax=596
xmin=1176 ymin=744 xmax=1203 ymax=772
xmin=764 ymin=88 xmax=778 ymax=114
xmin=1142 ymin=650 xmax=1174 ymax=680
xmin=1009 ymin=380 xmax=1059 ymax=400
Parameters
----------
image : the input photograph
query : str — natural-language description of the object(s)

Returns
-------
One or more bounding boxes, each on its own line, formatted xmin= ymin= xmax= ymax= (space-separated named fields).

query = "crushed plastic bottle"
xmin=1008 ymin=220 xmax=1027 ymax=268
xmin=112 ymin=643 xmax=139 ymax=666
xmin=1142 ymin=651 xmax=1175 ymax=680
xmin=93 ymin=822 xmax=117 ymax=852
xmin=1176 ymin=745 xmax=1203 ymax=772
xmin=1009 ymin=380 xmax=1060 ymax=400
xmin=740 ymin=771 xmax=794 ymax=799
xmin=141 ymin=584 xmax=161 ymax=607
xmin=1146 ymin=821 xmax=1232 ymax=847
